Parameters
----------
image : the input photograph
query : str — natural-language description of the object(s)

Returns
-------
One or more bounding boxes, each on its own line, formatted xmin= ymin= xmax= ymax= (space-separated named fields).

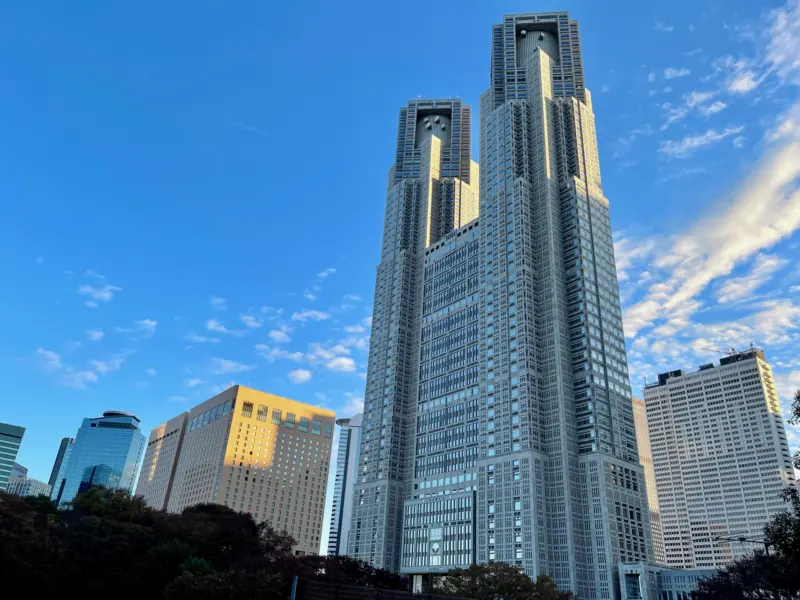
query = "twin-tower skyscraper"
xmin=347 ymin=13 xmax=650 ymax=599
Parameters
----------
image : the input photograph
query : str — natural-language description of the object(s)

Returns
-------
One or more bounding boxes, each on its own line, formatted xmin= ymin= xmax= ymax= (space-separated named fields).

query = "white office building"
xmin=327 ymin=414 xmax=363 ymax=556
xmin=644 ymin=349 xmax=796 ymax=568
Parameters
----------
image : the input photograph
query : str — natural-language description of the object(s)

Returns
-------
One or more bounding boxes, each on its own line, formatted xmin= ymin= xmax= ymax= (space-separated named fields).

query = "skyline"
xmin=1 ymin=0 xmax=800 ymax=555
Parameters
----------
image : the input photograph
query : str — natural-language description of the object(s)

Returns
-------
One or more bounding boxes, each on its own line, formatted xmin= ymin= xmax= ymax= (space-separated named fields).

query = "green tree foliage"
xmin=0 ymin=486 xmax=407 ymax=599
xmin=435 ymin=562 xmax=573 ymax=600
xmin=692 ymin=487 xmax=800 ymax=600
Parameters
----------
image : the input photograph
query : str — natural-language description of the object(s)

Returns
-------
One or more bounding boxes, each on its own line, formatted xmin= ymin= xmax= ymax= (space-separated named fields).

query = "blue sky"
xmin=1 ymin=1 xmax=799 ymax=549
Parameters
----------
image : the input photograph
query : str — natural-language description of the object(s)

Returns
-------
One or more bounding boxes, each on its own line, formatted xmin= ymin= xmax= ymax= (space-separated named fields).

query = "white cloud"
xmin=78 ymin=284 xmax=121 ymax=303
xmin=655 ymin=20 xmax=675 ymax=33
xmin=37 ymin=348 xmax=63 ymax=371
xmin=288 ymin=369 xmax=312 ymax=384
xmin=186 ymin=378 xmax=206 ymax=387
xmin=699 ymin=101 xmax=728 ymax=117
xmin=206 ymin=319 xmax=246 ymax=337
xmin=624 ymin=121 xmax=800 ymax=338
xmin=327 ymin=356 xmax=357 ymax=373
xmin=292 ymin=309 xmax=331 ymax=323
xmin=614 ymin=235 xmax=658 ymax=282
xmin=145 ymin=368 xmax=158 ymax=376
xmin=62 ymin=370 xmax=99 ymax=389
xmin=90 ymin=357 xmax=125 ymax=375
xmin=659 ymin=126 xmax=745 ymax=157
xmin=648 ymin=71 xmax=656 ymax=82
xmin=343 ymin=294 xmax=362 ymax=301
xmin=260 ymin=306 xmax=283 ymax=318
xmin=255 ymin=344 xmax=304 ymax=362
xmin=664 ymin=67 xmax=691 ymax=79
xmin=303 ymin=291 xmax=318 ymax=301
xmin=733 ymin=135 xmax=747 ymax=148
xmin=136 ymin=319 xmax=157 ymax=334
xmin=84 ymin=301 xmax=99 ymax=308
xmin=344 ymin=324 xmax=366 ymax=334
xmin=317 ymin=268 xmax=336 ymax=280
xmin=170 ymin=396 xmax=187 ymax=403
xmin=240 ymin=314 xmax=262 ymax=328
xmin=308 ymin=343 xmax=350 ymax=362
xmin=661 ymin=91 xmax=719 ymax=129
xmin=185 ymin=331 xmax=220 ymax=344
xmin=210 ymin=357 xmax=255 ymax=375
xmin=86 ymin=330 xmax=104 ymax=342
xmin=716 ymin=254 xmax=788 ymax=303
xmin=342 ymin=392 xmax=365 ymax=415
xmin=82 ymin=269 xmax=105 ymax=280
xmin=210 ymin=296 xmax=227 ymax=311
xmin=268 ymin=329 xmax=291 ymax=343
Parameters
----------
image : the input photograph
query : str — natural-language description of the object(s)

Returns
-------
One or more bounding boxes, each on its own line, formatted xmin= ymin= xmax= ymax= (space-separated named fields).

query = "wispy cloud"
xmin=698 ymin=101 xmax=728 ymax=117
xmin=292 ymin=309 xmax=330 ymax=323
xmin=145 ymin=368 xmax=158 ymax=376
xmin=186 ymin=378 xmax=206 ymax=387
xmin=36 ymin=348 xmax=100 ymax=389
xmin=715 ymin=254 xmax=788 ymax=303
xmin=206 ymin=319 xmax=247 ymax=337
xmin=256 ymin=344 xmax=304 ymax=362
xmin=210 ymin=296 xmax=227 ymax=311
xmin=288 ymin=369 xmax=312 ymax=384
xmin=655 ymin=20 xmax=675 ymax=32
xmin=240 ymin=314 xmax=262 ymax=328
xmin=185 ymin=331 xmax=220 ymax=344
xmin=343 ymin=294 xmax=362 ymax=302
xmin=78 ymin=284 xmax=121 ymax=304
xmin=209 ymin=357 xmax=255 ymax=375
xmin=268 ymin=328 xmax=291 ymax=343
xmin=317 ymin=268 xmax=336 ymax=280
xmin=136 ymin=319 xmax=158 ymax=335
xmin=82 ymin=269 xmax=105 ymax=280
xmin=327 ymin=356 xmax=356 ymax=373
xmin=90 ymin=357 xmax=125 ymax=375
xmin=344 ymin=324 xmax=366 ymax=334
xmin=37 ymin=348 xmax=63 ymax=371
xmin=233 ymin=121 xmax=269 ymax=138
xmin=86 ymin=330 xmax=105 ymax=342
xmin=664 ymin=67 xmax=691 ymax=79
xmin=659 ymin=126 xmax=744 ymax=157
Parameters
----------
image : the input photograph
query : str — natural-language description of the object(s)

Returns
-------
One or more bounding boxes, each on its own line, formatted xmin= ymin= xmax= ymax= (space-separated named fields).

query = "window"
xmin=324 ymin=423 xmax=332 ymax=438
xmin=241 ymin=402 xmax=254 ymax=418
xmin=271 ymin=409 xmax=282 ymax=425
xmin=256 ymin=405 xmax=268 ymax=421
xmin=222 ymin=401 xmax=230 ymax=416
xmin=312 ymin=420 xmax=322 ymax=435
xmin=299 ymin=417 xmax=309 ymax=432
xmin=216 ymin=404 xmax=224 ymax=419
xmin=285 ymin=413 xmax=296 ymax=428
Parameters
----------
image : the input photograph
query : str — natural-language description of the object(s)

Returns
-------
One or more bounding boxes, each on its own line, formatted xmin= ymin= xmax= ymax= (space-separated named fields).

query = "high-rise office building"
xmin=137 ymin=386 xmax=334 ymax=556
xmin=327 ymin=414 xmax=363 ymax=556
xmin=632 ymin=397 xmax=665 ymax=565
xmin=51 ymin=411 xmax=146 ymax=506
xmin=643 ymin=349 xmax=796 ymax=569
xmin=7 ymin=475 xmax=51 ymax=498
xmin=135 ymin=412 xmax=188 ymax=510
xmin=10 ymin=462 xmax=28 ymax=479
xmin=48 ymin=437 xmax=75 ymax=489
xmin=0 ymin=423 xmax=25 ymax=492
xmin=349 ymin=12 xmax=651 ymax=598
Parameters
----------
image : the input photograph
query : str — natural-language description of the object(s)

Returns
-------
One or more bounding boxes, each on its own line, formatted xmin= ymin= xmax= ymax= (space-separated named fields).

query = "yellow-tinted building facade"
xmin=142 ymin=385 xmax=334 ymax=555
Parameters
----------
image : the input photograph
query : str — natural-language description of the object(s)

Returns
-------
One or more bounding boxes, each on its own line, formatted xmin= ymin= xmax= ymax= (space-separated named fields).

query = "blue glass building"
xmin=0 ymin=423 xmax=26 ymax=492
xmin=51 ymin=411 xmax=145 ymax=506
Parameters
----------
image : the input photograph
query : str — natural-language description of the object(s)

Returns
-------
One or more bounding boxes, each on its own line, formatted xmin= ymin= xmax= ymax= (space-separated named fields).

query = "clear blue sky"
xmin=1 ymin=0 xmax=799 ymax=549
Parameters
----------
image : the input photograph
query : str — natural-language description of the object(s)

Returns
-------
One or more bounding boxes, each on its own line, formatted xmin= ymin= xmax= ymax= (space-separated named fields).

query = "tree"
xmin=435 ymin=563 xmax=573 ymax=600
xmin=789 ymin=388 xmax=800 ymax=470
xmin=0 ymin=485 xmax=406 ymax=599
xmin=692 ymin=487 xmax=800 ymax=600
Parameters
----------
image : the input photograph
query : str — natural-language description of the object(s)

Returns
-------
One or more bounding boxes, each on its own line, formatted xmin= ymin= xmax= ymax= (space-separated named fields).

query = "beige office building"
xmin=135 ymin=412 xmax=188 ymax=510
xmin=632 ymin=396 xmax=665 ymax=565
xmin=644 ymin=349 xmax=796 ymax=568
xmin=137 ymin=385 xmax=334 ymax=556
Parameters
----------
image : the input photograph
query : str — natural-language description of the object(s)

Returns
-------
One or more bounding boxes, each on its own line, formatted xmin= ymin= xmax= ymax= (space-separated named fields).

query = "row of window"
xmin=239 ymin=402 xmax=332 ymax=437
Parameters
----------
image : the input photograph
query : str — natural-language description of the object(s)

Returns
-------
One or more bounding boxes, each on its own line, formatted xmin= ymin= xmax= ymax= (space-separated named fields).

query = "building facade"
xmin=0 ymin=423 xmax=26 ymax=492
xmin=327 ymin=414 xmax=363 ymax=556
xmin=348 ymin=12 xmax=650 ymax=599
xmin=643 ymin=349 xmax=796 ymax=568
xmin=7 ymin=475 xmax=51 ymax=498
xmin=135 ymin=412 xmax=188 ymax=510
xmin=48 ymin=437 xmax=75 ymax=489
xmin=51 ymin=411 xmax=146 ymax=506
xmin=143 ymin=386 xmax=334 ymax=556
xmin=633 ymin=397 xmax=665 ymax=565
xmin=10 ymin=462 xmax=27 ymax=479
xmin=618 ymin=562 xmax=715 ymax=600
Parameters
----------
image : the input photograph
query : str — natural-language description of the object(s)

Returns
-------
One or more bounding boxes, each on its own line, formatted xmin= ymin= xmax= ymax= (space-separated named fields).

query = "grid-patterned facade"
xmin=0 ymin=423 xmax=25 ymax=492
xmin=349 ymin=13 xmax=650 ymax=598
xmin=135 ymin=412 xmax=188 ymax=510
xmin=6 ymin=476 xmax=51 ymax=498
xmin=165 ymin=386 xmax=335 ymax=556
xmin=643 ymin=350 xmax=796 ymax=569
xmin=632 ymin=397 xmax=665 ymax=565
xmin=327 ymin=414 xmax=363 ymax=556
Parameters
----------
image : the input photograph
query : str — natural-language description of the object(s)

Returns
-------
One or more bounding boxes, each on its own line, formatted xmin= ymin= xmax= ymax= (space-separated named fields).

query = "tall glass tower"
xmin=51 ymin=411 xmax=145 ymax=506
xmin=327 ymin=414 xmax=363 ymax=556
xmin=349 ymin=13 xmax=651 ymax=599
